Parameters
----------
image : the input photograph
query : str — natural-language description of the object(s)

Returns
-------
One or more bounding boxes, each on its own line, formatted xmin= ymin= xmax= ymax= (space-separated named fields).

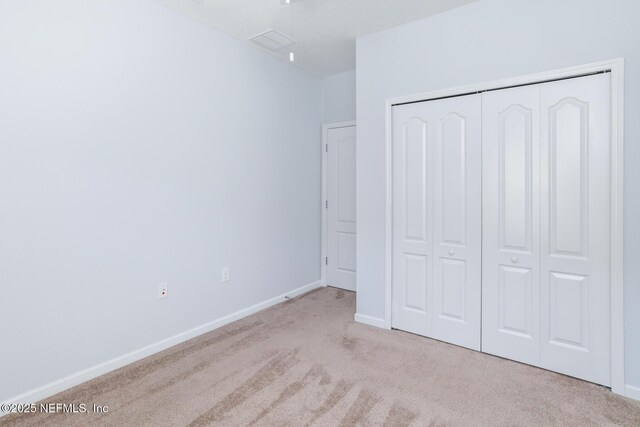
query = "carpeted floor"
xmin=3 ymin=287 xmax=640 ymax=426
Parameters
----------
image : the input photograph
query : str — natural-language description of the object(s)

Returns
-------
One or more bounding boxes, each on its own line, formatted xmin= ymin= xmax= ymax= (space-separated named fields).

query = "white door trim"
xmin=322 ymin=120 xmax=357 ymax=287
xmin=383 ymin=58 xmax=625 ymax=396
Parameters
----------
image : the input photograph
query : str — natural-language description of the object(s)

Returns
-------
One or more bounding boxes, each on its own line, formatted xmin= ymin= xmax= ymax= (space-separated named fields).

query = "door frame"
xmin=321 ymin=120 xmax=357 ymax=287
xmin=382 ymin=59 xmax=625 ymax=395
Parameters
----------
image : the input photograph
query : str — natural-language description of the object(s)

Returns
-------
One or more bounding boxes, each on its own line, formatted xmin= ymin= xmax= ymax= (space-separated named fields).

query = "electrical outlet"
xmin=221 ymin=267 xmax=230 ymax=282
xmin=158 ymin=282 xmax=168 ymax=299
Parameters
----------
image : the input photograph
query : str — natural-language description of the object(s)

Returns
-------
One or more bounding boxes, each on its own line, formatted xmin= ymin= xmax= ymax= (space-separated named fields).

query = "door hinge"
xmin=325 ymin=257 xmax=328 ymax=265
xmin=325 ymin=144 xmax=328 ymax=152
xmin=325 ymin=200 xmax=328 ymax=209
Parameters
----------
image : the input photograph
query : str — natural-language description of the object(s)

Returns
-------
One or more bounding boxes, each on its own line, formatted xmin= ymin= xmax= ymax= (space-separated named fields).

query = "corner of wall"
xmin=354 ymin=313 xmax=389 ymax=329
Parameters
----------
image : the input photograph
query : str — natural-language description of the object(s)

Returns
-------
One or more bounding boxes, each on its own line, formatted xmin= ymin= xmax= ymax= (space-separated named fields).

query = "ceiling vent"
xmin=249 ymin=29 xmax=297 ymax=52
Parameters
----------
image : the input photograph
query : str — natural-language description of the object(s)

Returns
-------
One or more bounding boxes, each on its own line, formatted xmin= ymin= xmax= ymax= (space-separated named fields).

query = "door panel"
xmin=337 ymin=139 xmax=357 ymax=224
xmin=439 ymin=258 xmax=466 ymax=321
xmin=548 ymin=98 xmax=587 ymax=256
xmin=548 ymin=272 xmax=588 ymax=349
xmin=439 ymin=114 xmax=466 ymax=245
xmin=501 ymin=105 xmax=533 ymax=250
xmin=404 ymin=253 xmax=429 ymax=312
xmin=499 ymin=266 xmax=532 ymax=337
xmin=337 ymin=232 xmax=357 ymax=272
xmin=404 ymin=118 xmax=428 ymax=242
xmin=482 ymin=85 xmax=541 ymax=364
xmin=327 ymin=125 xmax=357 ymax=291
xmin=392 ymin=94 xmax=481 ymax=350
xmin=432 ymin=97 xmax=481 ymax=350
xmin=392 ymin=104 xmax=433 ymax=337
xmin=540 ymin=74 xmax=611 ymax=386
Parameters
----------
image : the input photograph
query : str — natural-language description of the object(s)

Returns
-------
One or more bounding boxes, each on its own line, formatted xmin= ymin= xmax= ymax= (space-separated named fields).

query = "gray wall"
xmin=356 ymin=0 xmax=640 ymax=389
xmin=0 ymin=0 xmax=322 ymax=401
xmin=321 ymin=70 xmax=356 ymax=124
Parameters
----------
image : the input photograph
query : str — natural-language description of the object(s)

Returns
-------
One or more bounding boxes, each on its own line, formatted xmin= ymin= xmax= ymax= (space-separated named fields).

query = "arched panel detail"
xmin=498 ymin=104 xmax=533 ymax=251
xmin=439 ymin=113 xmax=466 ymax=245
xmin=402 ymin=117 xmax=428 ymax=242
xmin=548 ymin=97 xmax=589 ymax=257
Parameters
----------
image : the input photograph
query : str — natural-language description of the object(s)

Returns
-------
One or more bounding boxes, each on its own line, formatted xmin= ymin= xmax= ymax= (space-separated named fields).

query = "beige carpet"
xmin=3 ymin=287 xmax=640 ymax=426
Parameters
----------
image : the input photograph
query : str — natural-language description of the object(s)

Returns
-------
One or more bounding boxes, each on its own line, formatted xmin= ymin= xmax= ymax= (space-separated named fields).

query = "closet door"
xmin=392 ymin=102 xmax=433 ymax=338
xmin=482 ymin=73 xmax=611 ymax=386
xmin=430 ymin=96 xmax=482 ymax=350
xmin=539 ymin=74 xmax=611 ymax=386
xmin=392 ymin=94 xmax=481 ymax=350
xmin=482 ymin=85 xmax=541 ymax=364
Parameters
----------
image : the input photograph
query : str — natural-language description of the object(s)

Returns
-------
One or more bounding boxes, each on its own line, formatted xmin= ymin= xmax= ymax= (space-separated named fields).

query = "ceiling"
xmin=156 ymin=0 xmax=477 ymax=77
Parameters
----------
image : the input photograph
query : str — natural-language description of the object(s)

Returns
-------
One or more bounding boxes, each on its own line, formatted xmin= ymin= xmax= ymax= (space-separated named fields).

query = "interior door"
xmin=392 ymin=94 xmax=482 ymax=350
xmin=482 ymin=73 xmax=611 ymax=386
xmin=391 ymin=102 xmax=432 ymax=337
xmin=539 ymin=74 xmax=611 ymax=386
xmin=430 ymin=96 xmax=482 ymax=350
xmin=482 ymin=84 xmax=541 ymax=365
xmin=326 ymin=125 xmax=357 ymax=291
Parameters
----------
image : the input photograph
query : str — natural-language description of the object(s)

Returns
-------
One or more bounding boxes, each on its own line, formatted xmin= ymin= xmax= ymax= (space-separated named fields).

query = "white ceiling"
xmin=157 ymin=0 xmax=477 ymax=77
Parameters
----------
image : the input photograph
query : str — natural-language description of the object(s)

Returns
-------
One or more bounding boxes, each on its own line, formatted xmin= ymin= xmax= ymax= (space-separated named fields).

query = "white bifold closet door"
xmin=482 ymin=73 xmax=611 ymax=386
xmin=392 ymin=94 xmax=482 ymax=351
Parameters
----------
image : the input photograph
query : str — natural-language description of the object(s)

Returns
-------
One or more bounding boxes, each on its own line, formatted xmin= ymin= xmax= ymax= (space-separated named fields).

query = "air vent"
xmin=249 ymin=29 xmax=297 ymax=52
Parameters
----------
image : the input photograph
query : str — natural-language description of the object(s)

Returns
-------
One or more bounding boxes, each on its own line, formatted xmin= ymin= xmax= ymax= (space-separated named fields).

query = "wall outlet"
xmin=158 ymin=282 xmax=168 ymax=299
xmin=221 ymin=267 xmax=230 ymax=282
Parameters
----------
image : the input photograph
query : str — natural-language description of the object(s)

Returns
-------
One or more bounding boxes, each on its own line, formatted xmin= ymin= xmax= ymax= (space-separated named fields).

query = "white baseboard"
xmin=1 ymin=280 xmax=322 ymax=411
xmin=354 ymin=313 xmax=389 ymax=329
xmin=625 ymin=384 xmax=640 ymax=401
